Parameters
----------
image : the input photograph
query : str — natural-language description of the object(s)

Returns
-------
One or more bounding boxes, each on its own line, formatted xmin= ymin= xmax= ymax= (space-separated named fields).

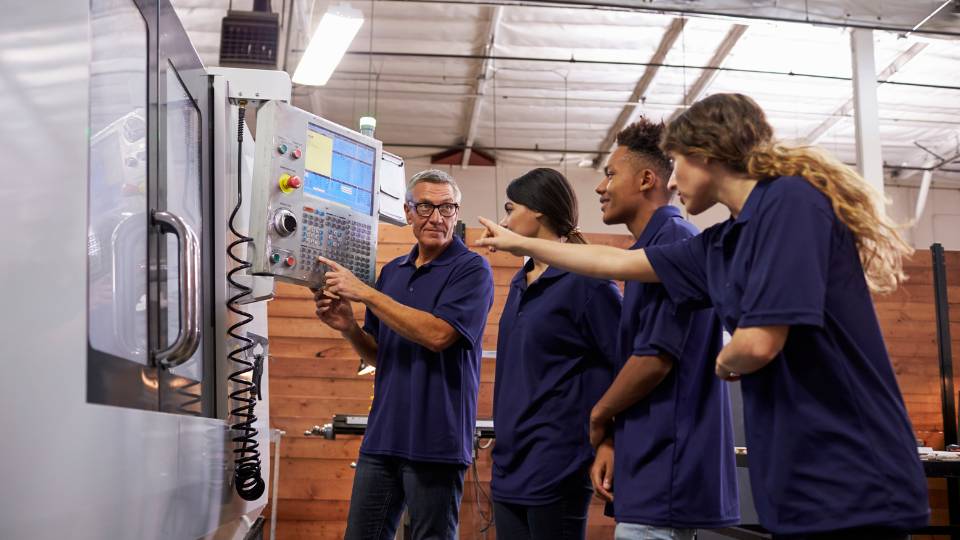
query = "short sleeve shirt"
xmin=613 ymin=205 xmax=739 ymax=528
xmin=645 ymin=177 xmax=929 ymax=534
xmin=491 ymin=260 xmax=622 ymax=504
xmin=361 ymin=236 xmax=495 ymax=465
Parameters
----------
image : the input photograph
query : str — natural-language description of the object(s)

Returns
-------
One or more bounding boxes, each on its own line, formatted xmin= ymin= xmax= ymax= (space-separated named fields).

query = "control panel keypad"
xmin=298 ymin=207 xmax=374 ymax=282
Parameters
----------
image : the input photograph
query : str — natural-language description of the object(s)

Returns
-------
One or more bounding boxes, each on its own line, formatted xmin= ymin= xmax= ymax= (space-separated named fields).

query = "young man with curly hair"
xmin=589 ymin=119 xmax=740 ymax=540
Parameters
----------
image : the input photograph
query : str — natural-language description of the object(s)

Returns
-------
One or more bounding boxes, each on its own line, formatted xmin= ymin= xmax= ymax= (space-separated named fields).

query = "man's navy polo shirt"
xmin=646 ymin=177 xmax=929 ymax=534
xmin=361 ymin=236 xmax=494 ymax=465
xmin=613 ymin=205 xmax=739 ymax=528
xmin=491 ymin=259 xmax=621 ymax=504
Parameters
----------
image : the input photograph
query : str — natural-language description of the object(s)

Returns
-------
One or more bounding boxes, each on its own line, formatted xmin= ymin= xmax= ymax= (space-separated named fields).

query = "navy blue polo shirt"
xmin=491 ymin=259 xmax=621 ymax=504
xmin=360 ymin=236 xmax=494 ymax=465
xmin=646 ymin=177 xmax=929 ymax=534
xmin=612 ymin=205 xmax=739 ymax=528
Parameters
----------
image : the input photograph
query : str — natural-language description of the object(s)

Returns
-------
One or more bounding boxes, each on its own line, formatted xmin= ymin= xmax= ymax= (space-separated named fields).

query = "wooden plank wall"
xmin=265 ymin=223 xmax=960 ymax=539
xmin=875 ymin=250 xmax=960 ymax=537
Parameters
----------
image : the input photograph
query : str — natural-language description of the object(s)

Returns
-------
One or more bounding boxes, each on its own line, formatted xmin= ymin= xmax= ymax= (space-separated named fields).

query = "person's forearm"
xmin=716 ymin=326 xmax=788 ymax=375
xmin=514 ymin=238 xmax=659 ymax=282
xmin=342 ymin=323 xmax=378 ymax=366
xmin=592 ymin=354 xmax=673 ymax=421
xmin=360 ymin=289 xmax=458 ymax=353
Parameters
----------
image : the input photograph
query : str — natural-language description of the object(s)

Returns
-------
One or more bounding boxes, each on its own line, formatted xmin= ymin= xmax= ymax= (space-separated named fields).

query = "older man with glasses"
xmin=314 ymin=169 xmax=495 ymax=540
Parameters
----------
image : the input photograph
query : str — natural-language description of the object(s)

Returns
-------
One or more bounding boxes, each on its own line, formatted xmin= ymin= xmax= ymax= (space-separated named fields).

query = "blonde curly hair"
xmin=661 ymin=93 xmax=913 ymax=294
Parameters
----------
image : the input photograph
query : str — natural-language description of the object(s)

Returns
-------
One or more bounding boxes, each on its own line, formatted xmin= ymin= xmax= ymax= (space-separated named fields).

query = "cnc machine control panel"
xmin=249 ymin=101 xmax=382 ymax=286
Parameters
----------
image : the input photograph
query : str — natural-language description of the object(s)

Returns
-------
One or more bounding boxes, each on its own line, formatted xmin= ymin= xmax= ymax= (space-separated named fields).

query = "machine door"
xmin=87 ymin=0 xmax=156 ymax=410
xmin=87 ymin=0 xmax=214 ymax=416
xmin=154 ymin=3 xmax=214 ymax=417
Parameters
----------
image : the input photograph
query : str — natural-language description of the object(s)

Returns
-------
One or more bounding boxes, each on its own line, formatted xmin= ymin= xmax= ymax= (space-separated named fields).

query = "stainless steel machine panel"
xmin=249 ymin=101 xmax=382 ymax=286
xmin=0 ymin=1 xmax=273 ymax=538
xmin=87 ymin=0 xmax=151 ymax=378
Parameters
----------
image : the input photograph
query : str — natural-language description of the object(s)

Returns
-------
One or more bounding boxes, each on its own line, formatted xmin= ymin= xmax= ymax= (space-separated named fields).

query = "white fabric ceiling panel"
xmin=706 ymin=71 xmax=853 ymax=114
xmin=172 ymin=0 xmax=960 ymax=183
xmin=659 ymin=16 xmax=741 ymax=65
xmin=320 ymin=92 xmax=464 ymax=126
xmin=724 ymin=23 xmax=852 ymax=77
xmin=829 ymin=121 xmax=958 ymax=163
xmin=878 ymin=85 xmax=960 ymax=124
xmin=880 ymin=39 xmax=960 ymax=87
xmin=335 ymin=55 xmax=478 ymax=80
xmin=642 ymin=68 xmax=715 ymax=109
xmin=494 ymin=7 xmax=671 ymax=60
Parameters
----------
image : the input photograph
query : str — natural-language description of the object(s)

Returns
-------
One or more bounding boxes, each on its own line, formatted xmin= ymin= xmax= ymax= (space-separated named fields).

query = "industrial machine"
xmin=0 ymin=1 xmax=404 ymax=538
xmin=308 ymin=415 xmax=496 ymax=440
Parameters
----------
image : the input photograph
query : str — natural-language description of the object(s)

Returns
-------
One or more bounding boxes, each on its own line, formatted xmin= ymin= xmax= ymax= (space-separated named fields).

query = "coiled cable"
xmin=226 ymin=101 xmax=265 ymax=501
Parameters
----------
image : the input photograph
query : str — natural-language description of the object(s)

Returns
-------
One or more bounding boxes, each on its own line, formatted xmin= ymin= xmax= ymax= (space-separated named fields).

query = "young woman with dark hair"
xmin=490 ymin=168 xmax=622 ymax=540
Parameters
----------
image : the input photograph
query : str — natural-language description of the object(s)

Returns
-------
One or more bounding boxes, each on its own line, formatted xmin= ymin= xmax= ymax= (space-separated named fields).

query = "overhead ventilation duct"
xmin=219 ymin=0 xmax=280 ymax=68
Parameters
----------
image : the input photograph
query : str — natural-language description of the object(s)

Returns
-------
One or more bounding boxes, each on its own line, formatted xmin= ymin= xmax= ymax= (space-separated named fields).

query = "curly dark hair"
xmin=616 ymin=118 xmax=673 ymax=180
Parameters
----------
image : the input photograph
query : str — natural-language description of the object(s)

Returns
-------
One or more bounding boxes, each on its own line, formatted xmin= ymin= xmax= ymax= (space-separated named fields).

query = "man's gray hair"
xmin=406 ymin=169 xmax=462 ymax=203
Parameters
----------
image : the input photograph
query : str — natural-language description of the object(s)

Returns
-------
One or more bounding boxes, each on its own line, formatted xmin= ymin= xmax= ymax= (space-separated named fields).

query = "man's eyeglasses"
xmin=408 ymin=201 xmax=459 ymax=218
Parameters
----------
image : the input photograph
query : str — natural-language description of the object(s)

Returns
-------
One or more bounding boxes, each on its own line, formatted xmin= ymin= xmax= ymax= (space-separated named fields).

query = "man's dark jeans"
xmin=344 ymin=453 xmax=467 ymax=540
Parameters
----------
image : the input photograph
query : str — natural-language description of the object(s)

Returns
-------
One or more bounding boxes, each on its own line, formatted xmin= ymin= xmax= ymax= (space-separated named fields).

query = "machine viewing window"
xmin=303 ymin=123 xmax=375 ymax=216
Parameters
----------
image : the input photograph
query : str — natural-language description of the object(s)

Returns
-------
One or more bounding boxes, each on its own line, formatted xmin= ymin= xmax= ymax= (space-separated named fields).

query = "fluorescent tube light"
xmin=292 ymin=3 xmax=364 ymax=86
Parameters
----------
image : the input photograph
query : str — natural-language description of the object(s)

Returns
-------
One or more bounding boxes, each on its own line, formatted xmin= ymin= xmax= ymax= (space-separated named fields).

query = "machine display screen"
xmin=303 ymin=123 xmax=375 ymax=215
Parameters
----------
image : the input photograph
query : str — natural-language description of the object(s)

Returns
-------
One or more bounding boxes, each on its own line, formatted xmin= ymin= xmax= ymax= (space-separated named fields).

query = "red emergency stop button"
xmin=291 ymin=148 xmax=302 ymax=159
xmin=284 ymin=256 xmax=296 ymax=267
xmin=279 ymin=173 xmax=302 ymax=193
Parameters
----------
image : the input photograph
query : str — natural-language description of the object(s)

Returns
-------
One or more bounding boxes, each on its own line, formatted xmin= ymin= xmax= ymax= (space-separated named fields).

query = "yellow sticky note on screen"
xmin=306 ymin=130 xmax=333 ymax=177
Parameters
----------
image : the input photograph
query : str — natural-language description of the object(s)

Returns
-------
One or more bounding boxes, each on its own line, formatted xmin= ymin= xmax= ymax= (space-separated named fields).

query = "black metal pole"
xmin=932 ymin=243 xmax=960 ymax=536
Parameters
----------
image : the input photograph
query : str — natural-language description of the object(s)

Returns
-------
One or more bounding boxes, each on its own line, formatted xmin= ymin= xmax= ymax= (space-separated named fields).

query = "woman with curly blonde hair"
xmin=475 ymin=93 xmax=928 ymax=539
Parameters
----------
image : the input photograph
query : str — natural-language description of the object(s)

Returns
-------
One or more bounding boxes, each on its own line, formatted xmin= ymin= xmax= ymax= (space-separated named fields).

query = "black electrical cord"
xmin=472 ymin=439 xmax=495 ymax=533
xmin=227 ymin=102 xmax=266 ymax=502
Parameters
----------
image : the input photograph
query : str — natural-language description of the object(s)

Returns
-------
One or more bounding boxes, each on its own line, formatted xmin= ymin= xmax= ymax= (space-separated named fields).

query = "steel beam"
xmin=665 ymin=23 xmax=748 ymax=125
xmin=591 ymin=17 xmax=686 ymax=169
xmin=461 ymin=5 xmax=504 ymax=169
xmin=849 ymin=29 xmax=885 ymax=194
xmin=805 ymin=41 xmax=927 ymax=144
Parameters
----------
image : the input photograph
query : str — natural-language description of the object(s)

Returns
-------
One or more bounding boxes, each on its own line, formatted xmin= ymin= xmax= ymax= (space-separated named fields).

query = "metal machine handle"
xmin=152 ymin=210 xmax=201 ymax=368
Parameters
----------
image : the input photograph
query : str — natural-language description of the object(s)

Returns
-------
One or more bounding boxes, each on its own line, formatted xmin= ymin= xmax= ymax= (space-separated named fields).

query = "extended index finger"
xmin=477 ymin=216 xmax=499 ymax=234
xmin=316 ymin=255 xmax=346 ymax=272
xmin=475 ymin=216 xmax=500 ymax=246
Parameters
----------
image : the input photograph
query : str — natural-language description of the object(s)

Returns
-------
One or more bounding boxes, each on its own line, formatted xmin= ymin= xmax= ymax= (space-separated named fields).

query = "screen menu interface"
xmin=303 ymin=123 xmax=375 ymax=215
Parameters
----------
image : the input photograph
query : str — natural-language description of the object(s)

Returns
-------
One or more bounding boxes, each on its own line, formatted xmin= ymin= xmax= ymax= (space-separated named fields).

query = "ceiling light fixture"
xmin=292 ymin=3 xmax=364 ymax=86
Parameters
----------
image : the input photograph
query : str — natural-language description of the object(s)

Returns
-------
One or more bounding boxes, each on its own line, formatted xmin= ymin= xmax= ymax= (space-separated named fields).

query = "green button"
xmin=277 ymin=143 xmax=288 ymax=154
xmin=270 ymin=253 xmax=282 ymax=264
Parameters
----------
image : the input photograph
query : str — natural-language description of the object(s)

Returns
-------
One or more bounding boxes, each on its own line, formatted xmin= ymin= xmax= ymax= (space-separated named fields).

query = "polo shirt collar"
xmin=399 ymin=235 xmax=468 ymax=268
xmin=511 ymin=257 xmax=568 ymax=290
xmin=736 ymin=178 xmax=773 ymax=224
xmin=635 ymin=205 xmax=682 ymax=249
xmin=714 ymin=178 xmax=774 ymax=246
